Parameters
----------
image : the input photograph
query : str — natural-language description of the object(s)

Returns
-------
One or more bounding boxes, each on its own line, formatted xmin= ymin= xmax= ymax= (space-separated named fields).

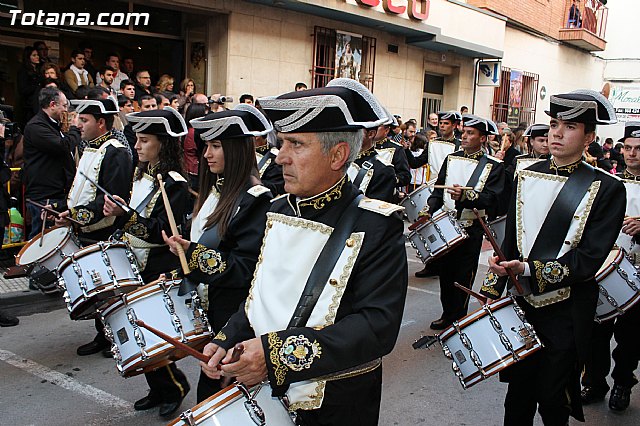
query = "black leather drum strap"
xmin=353 ymin=161 xmax=373 ymax=189
xmin=287 ymin=194 xmax=365 ymax=329
xmin=134 ymin=186 xmax=158 ymax=215
xmin=528 ymin=163 xmax=596 ymax=260
xmin=465 ymin=155 xmax=489 ymax=189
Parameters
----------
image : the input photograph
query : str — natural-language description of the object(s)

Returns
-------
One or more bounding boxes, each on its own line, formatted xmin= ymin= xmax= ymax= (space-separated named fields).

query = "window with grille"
xmin=491 ymin=67 xmax=539 ymax=127
xmin=312 ymin=26 xmax=376 ymax=91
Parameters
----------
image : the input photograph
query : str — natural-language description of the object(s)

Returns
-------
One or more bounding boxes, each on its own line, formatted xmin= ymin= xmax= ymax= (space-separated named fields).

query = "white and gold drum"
xmin=15 ymin=226 xmax=81 ymax=272
xmin=169 ymin=382 xmax=295 ymax=426
xmin=99 ymin=279 xmax=212 ymax=377
xmin=438 ymin=297 xmax=542 ymax=389
xmin=400 ymin=182 xmax=434 ymax=223
xmin=57 ymin=240 xmax=143 ymax=320
xmin=595 ymin=248 xmax=640 ymax=322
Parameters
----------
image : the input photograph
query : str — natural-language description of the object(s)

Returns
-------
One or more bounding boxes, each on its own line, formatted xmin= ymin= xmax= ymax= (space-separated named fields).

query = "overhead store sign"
xmin=353 ymin=0 xmax=430 ymax=21
xmin=610 ymin=86 xmax=640 ymax=123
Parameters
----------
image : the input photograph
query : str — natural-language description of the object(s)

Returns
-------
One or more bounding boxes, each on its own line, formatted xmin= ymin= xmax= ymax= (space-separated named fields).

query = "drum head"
xmin=17 ymin=227 xmax=71 ymax=265
xmin=596 ymin=248 xmax=622 ymax=277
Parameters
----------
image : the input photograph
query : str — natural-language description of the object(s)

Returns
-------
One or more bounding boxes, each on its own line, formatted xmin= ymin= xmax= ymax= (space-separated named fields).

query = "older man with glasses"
xmin=134 ymin=69 xmax=155 ymax=102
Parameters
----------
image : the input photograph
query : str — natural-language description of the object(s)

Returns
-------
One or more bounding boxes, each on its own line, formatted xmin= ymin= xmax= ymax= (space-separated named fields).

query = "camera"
xmin=208 ymin=95 xmax=234 ymax=105
xmin=0 ymin=106 xmax=20 ymax=140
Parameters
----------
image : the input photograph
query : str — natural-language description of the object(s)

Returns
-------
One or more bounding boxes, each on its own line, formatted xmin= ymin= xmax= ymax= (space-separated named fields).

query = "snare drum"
xmin=57 ymin=240 xmax=143 ymax=320
xmin=169 ymin=382 xmax=295 ymax=426
xmin=100 ymin=279 xmax=212 ymax=377
xmin=16 ymin=226 xmax=80 ymax=272
xmin=406 ymin=210 xmax=467 ymax=264
xmin=595 ymin=248 xmax=640 ymax=322
xmin=438 ymin=297 xmax=542 ymax=389
xmin=400 ymin=182 xmax=434 ymax=223
xmin=488 ymin=215 xmax=507 ymax=248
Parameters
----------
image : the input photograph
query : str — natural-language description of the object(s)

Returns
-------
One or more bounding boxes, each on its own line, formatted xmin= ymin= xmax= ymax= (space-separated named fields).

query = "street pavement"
xmin=1 ymin=243 xmax=639 ymax=425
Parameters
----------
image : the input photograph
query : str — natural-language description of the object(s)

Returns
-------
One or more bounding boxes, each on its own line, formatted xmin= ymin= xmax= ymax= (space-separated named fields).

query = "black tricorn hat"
xmin=258 ymin=78 xmax=388 ymax=133
xmin=190 ymin=104 xmax=273 ymax=141
xmin=486 ymin=119 xmax=499 ymax=136
xmin=71 ymin=96 xmax=118 ymax=115
xmin=545 ymin=89 xmax=616 ymax=125
xmin=462 ymin=114 xmax=491 ymax=135
xmin=524 ymin=124 xmax=550 ymax=139
xmin=618 ymin=121 xmax=640 ymax=142
xmin=438 ymin=110 xmax=462 ymax=122
xmin=126 ymin=107 xmax=188 ymax=137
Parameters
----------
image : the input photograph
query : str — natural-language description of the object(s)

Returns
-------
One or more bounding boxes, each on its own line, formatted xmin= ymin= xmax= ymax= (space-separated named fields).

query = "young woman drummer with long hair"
xmin=102 ymin=107 xmax=191 ymax=419
xmin=163 ymin=104 xmax=274 ymax=402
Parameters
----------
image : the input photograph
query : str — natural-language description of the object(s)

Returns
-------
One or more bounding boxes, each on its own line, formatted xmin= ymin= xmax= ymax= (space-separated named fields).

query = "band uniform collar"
xmin=356 ymin=145 xmax=376 ymax=160
xmin=255 ymin=143 xmax=270 ymax=155
xmin=87 ymin=129 xmax=113 ymax=149
xmin=292 ymin=174 xmax=347 ymax=214
xmin=549 ymin=156 xmax=583 ymax=174
xmin=622 ymin=168 xmax=640 ymax=181
xmin=464 ymin=149 xmax=484 ymax=160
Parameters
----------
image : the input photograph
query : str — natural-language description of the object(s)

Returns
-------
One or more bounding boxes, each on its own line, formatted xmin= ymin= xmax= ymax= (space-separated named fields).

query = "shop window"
xmin=312 ymin=26 xmax=376 ymax=91
xmin=491 ymin=67 xmax=539 ymax=128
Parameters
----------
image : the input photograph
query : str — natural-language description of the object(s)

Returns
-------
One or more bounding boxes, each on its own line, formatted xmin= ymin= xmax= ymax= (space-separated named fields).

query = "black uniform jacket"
xmin=480 ymin=159 xmax=626 ymax=301
xmin=210 ymin=177 xmax=408 ymax=403
xmin=256 ymin=145 xmax=285 ymax=196
xmin=404 ymin=135 xmax=460 ymax=169
xmin=185 ymin=183 xmax=272 ymax=331
xmin=427 ymin=149 xmax=505 ymax=221
xmin=70 ymin=132 xmax=134 ymax=242
xmin=353 ymin=146 xmax=397 ymax=203
xmin=116 ymin=171 xmax=188 ymax=283
xmin=376 ymin=138 xmax=411 ymax=186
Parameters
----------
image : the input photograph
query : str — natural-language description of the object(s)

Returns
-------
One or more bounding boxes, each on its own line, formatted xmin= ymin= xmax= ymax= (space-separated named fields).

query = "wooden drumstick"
xmin=454 ymin=282 xmax=487 ymax=305
xmin=136 ymin=319 xmax=209 ymax=362
xmin=39 ymin=198 xmax=49 ymax=247
xmin=430 ymin=185 xmax=474 ymax=190
xmin=157 ymin=174 xmax=191 ymax=275
xmin=26 ymin=199 xmax=84 ymax=226
xmin=472 ymin=208 xmax=524 ymax=294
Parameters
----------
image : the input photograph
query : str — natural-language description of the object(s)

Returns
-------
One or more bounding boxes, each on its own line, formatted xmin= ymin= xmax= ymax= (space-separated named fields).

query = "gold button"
xmin=574 ymin=216 xmax=580 ymax=220
xmin=346 ymin=238 xmax=355 ymax=247
xmin=329 ymin=279 xmax=338 ymax=286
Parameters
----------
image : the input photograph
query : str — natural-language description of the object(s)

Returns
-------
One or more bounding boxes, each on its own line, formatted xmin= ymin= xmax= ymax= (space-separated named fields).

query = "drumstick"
xmin=429 ymin=185 xmax=474 ymax=190
xmin=472 ymin=208 xmax=524 ymax=294
xmin=454 ymin=282 xmax=487 ymax=305
xmin=78 ymin=171 xmax=132 ymax=213
xmin=135 ymin=319 xmax=209 ymax=362
xmin=26 ymin=199 xmax=84 ymax=226
xmin=157 ymin=174 xmax=191 ymax=275
xmin=221 ymin=343 xmax=245 ymax=387
xmin=39 ymin=198 xmax=49 ymax=247
xmin=625 ymin=215 xmax=640 ymax=221
xmin=188 ymin=187 xmax=199 ymax=198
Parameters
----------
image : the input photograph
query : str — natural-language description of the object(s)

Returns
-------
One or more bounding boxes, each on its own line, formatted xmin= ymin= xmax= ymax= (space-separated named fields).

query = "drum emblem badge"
xmin=89 ymin=269 xmax=103 ymax=286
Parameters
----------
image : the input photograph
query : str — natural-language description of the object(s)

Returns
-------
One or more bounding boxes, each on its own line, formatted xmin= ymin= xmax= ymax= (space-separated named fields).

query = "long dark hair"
xmin=22 ymin=46 xmax=38 ymax=71
xmin=135 ymin=134 xmax=186 ymax=183
xmin=195 ymin=137 xmax=257 ymax=238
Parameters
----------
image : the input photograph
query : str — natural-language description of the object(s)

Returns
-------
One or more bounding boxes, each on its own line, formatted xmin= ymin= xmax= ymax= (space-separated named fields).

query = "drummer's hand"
xmin=489 ymin=255 xmax=525 ymax=276
xmin=161 ymin=230 xmax=190 ymax=254
xmin=417 ymin=208 xmax=431 ymax=220
xmin=55 ymin=210 xmax=71 ymax=226
xmin=447 ymin=184 xmax=463 ymax=201
xmin=201 ymin=343 xmax=226 ymax=380
xmin=220 ymin=337 xmax=267 ymax=386
xmin=622 ymin=217 xmax=640 ymax=236
xmin=103 ymin=194 xmax=126 ymax=217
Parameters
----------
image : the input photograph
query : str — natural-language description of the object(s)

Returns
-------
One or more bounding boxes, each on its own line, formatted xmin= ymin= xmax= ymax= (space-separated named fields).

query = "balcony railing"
xmin=560 ymin=0 xmax=608 ymax=51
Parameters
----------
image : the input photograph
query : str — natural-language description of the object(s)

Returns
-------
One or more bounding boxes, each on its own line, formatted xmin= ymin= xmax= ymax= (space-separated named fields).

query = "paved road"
xmin=1 ymin=245 xmax=639 ymax=425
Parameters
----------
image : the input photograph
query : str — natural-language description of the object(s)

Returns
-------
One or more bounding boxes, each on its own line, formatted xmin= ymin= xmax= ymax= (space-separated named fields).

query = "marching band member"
xmin=54 ymin=97 xmax=133 ymax=357
xmin=254 ymin=130 xmax=285 ymax=196
xmin=425 ymin=114 xmax=506 ymax=330
xmin=404 ymin=110 xmax=461 ymax=177
xmin=163 ymin=104 xmax=273 ymax=402
xmin=103 ymin=107 xmax=191 ymax=418
xmin=508 ymin=124 xmax=551 ymax=176
xmin=481 ymin=90 xmax=626 ymax=425
xmin=581 ymin=121 xmax=640 ymax=412
xmin=199 ymin=81 xmax=407 ymax=425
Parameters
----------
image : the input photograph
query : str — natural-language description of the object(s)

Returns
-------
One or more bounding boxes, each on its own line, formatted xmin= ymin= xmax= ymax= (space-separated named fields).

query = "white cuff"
xmin=522 ymin=262 xmax=531 ymax=277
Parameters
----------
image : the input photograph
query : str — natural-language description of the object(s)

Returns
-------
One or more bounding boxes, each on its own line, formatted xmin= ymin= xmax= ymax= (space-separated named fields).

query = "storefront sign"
xmin=354 ymin=0 xmax=430 ymax=21
xmin=477 ymin=60 xmax=501 ymax=87
xmin=610 ymin=86 xmax=640 ymax=123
